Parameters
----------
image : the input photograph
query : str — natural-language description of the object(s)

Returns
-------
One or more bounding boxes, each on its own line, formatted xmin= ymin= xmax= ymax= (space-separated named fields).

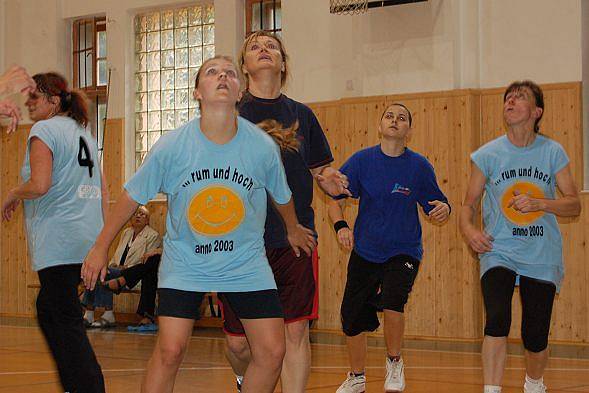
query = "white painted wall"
xmin=281 ymin=0 xmax=582 ymax=102
xmin=0 ymin=0 xmax=583 ymax=176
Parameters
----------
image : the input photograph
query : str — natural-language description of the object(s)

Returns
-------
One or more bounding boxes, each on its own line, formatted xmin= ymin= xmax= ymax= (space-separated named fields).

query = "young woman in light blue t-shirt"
xmin=2 ymin=72 xmax=106 ymax=393
xmin=460 ymin=80 xmax=581 ymax=393
xmin=81 ymin=55 xmax=317 ymax=393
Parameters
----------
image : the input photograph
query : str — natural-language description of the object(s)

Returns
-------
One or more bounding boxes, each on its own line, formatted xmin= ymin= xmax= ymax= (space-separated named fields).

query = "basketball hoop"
xmin=330 ymin=0 xmax=369 ymax=15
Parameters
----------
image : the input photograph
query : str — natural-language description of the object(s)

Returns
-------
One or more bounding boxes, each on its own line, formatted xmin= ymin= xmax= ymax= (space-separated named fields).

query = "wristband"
xmin=334 ymin=220 xmax=349 ymax=233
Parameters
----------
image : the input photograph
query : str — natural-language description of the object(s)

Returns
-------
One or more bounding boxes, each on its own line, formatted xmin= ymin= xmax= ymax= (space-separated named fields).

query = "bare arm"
xmin=272 ymin=198 xmax=317 ymax=257
xmin=328 ymin=198 xmax=354 ymax=250
xmin=459 ymin=164 xmax=493 ymax=253
xmin=310 ymin=165 xmax=351 ymax=197
xmin=507 ymin=164 xmax=581 ymax=217
xmin=81 ymin=191 xmax=139 ymax=289
xmin=2 ymin=138 xmax=52 ymax=220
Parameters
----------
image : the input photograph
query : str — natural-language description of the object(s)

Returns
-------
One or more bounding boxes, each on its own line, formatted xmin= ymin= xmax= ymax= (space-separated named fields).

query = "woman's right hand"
xmin=142 ymin=248 xmax=162 ymax=263
xmin=337 ymin=227 xmax=354 ymax=251
xmin=464 ymin=226 xmax=493 ymax=254
xmin=81 ymin=246 xmax=109 ymax=290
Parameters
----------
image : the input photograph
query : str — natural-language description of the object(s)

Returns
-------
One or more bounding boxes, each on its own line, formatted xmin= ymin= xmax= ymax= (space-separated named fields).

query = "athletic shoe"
xmin=336 ymin=372 xmax=366 ymax=393
xmin=524 ymin=380 xmax=547 ymax=393
xmin=236 ymin=375 xmax=242 ymax=392
xmin=384 ymin=357 xmax=405 ymax=392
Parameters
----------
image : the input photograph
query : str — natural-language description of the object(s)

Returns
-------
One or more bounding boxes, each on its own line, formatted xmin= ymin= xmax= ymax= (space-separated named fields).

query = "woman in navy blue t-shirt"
xmin=329 ymin=103 xmax=450 ymax=393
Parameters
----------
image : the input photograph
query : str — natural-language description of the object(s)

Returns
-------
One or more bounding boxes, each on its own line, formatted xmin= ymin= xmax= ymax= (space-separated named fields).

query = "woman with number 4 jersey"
xmin=1 ymin=72 xmax=107 ymax=393
xmin=460 ymin=80 xmax=581 ymax=393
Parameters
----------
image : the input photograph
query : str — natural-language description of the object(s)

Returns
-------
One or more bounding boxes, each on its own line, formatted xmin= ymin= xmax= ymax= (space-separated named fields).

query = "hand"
xmin=0 ymin=99 xmax=22 ymax=133
xmin=1 ymin=190 xmax=21 ymax=221
xmin=81 ymin=245 xmax=109 ymax=291
xmin=315 ymin=166 xmax=351 ymax=197
xmin=287 ymin=224 xmax=317 ymax=257
xmin=0 ymin=66 xmax=36 ymax=97
xmin=507 ymin=190 xmax=544 ymax=213
xmin=336 ymin=227 xmax=354 ymax=250
xmin=464 ymin=226 xmax=493 ymax=254
xmin=428 ymin=200 xmax=450 ymax=223
xmin=142 ymin=248 xmax=162 ymax=263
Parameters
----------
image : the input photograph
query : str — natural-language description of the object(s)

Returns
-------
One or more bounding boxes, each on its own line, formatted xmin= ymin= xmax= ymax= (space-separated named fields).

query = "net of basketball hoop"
xmin=329 ymin=0 xmax=368 ymax=15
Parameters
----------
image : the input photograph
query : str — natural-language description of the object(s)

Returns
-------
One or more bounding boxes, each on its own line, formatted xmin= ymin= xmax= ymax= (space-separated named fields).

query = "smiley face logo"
xmin=500 ymin=181 xmax=545 ymax=226
xmin=187 ymin=185 xmax=245 ymax=236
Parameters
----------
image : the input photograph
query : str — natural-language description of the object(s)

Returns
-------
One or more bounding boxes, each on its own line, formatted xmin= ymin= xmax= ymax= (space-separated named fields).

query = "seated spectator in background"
xmin=82 ymin=206 xmax=161 ymax=328
xmin=103 ymin=246 xmax=163 ymax=331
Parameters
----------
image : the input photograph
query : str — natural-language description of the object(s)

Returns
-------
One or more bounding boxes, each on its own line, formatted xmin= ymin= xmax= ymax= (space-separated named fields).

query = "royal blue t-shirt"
xmin=238 ymin=92 xmax=333 ymax=248
xmin=338 ymin=145 xmax=449 ymax=263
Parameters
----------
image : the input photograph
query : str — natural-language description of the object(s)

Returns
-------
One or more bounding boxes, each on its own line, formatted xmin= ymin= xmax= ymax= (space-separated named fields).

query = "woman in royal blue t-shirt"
xmin=329 ymin=103 xmax=450 ymax=393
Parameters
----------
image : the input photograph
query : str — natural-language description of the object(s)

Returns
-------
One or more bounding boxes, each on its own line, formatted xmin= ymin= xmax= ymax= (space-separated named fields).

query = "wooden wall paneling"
xmin=103 ymin=118 xmax=125 ymax=200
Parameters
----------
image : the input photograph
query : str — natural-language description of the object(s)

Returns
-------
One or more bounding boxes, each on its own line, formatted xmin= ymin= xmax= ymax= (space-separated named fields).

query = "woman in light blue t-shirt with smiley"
xmin=460 ymin=80 xmax=581 ymax=393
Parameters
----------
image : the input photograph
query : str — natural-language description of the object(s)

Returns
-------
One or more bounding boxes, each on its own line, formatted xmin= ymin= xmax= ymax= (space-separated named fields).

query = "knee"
xmin=484 ymin=306 xmax=511 ymax=337
xmin=157 ymin=341 xmax=187 ymax=368
xmin=226 ymin=335 xmax=250 ymax=360
xmin=522 ymin=325 xmax=549 ymax=353
xmin=285 ymin=321 xmax=309 ymax=347
xmin=252 ymin=340 xmax=285 ymax=370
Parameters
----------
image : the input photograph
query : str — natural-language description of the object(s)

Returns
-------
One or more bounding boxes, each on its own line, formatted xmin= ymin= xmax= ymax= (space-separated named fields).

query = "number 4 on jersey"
xmin=78 ymin=137 xmax=94 ymax=177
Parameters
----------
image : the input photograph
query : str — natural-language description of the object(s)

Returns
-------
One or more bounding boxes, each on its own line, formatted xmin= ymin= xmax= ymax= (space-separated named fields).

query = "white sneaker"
xmin=336 ymin=372 xmax=366 ymax=393
xmin=524 ymin=379 xmax=547 ymax=393
xmin=384 ymin=357 xmax=405 ymax=392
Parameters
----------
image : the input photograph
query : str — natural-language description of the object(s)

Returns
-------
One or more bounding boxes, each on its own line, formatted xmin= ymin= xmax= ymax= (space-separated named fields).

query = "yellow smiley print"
xmin=500 ymin=181 xmax=545 ymax=226
xmin=187 ymin=185 xmax=245 ymax=236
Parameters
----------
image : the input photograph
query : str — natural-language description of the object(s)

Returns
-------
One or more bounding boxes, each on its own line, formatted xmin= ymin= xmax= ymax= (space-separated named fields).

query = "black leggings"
xmin=481 ymin=266 xmax=556 ymax=353
xmin=121 ymin=254 xmax=160 ymax=317
xmin=37 ymin=264 xmax=105 ymax=393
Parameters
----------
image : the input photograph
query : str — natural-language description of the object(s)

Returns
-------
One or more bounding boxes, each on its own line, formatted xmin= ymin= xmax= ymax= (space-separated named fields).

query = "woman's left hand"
xmin=81 ymin=245 xmax=109 ymax=291
xmin=428 ymin=200 xmax=450 ymax=223
xmin=507 ymin=190 xmax=545 ymax=213
xmin=2 ymin=190 xmax=21 ymax=221
xmin=315 ymin=166 xmax=351 ymax=197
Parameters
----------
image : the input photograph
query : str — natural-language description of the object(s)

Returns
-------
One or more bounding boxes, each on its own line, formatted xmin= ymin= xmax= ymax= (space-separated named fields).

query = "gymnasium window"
xmin=134 ymin=5 xmax=215 ymax=169
xmin=246 ymin=0 xmax=281 ymax=36
xmin=72 ymin=17 xmax=107 ymax=156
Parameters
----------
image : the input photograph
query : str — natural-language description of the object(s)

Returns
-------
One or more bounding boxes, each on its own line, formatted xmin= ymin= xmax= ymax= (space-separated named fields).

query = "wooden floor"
xmin=1 ymin=323 xmax=588 ymax=392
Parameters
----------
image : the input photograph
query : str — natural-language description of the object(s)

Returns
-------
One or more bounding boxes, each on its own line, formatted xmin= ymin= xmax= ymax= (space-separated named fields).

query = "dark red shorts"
xmin=220 ymin=247 xmax=319 ymax=335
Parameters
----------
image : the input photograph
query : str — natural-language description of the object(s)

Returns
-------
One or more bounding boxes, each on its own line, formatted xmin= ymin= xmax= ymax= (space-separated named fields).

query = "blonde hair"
xmin=257 ymin=119 xmax=299 ymax=152
xmin=193 ymin=55 xmax=240 ymax=109
xmin=239 ymin=31 xmax=289 ymax=90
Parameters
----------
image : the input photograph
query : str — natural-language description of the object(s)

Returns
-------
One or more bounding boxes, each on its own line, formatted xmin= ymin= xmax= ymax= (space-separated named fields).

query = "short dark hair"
xmin=503 ymin=80 xmax=544 ymax=133
xmin=381 ymin=103 xmax=412 ymax=126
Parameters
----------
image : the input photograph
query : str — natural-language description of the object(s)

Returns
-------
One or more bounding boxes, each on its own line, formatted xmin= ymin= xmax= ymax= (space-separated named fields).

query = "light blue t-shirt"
xmin=125 ymin=116 xmax=292 ymax=292
xmin=471 ymin=135 xmax=569 ymax=288
xmin=21 ymin=116 xmax=103 ymax=271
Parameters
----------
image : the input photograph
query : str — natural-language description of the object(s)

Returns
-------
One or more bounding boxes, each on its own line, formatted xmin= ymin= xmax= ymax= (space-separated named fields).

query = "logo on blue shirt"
xmin=391 ymin=183 xmax=411 ymax=196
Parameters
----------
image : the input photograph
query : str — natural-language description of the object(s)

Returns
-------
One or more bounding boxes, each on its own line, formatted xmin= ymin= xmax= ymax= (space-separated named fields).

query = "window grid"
xmin=134 ymin=4 xmax=215 ymax=169
xmin=246 ymin=0 xmax=281 ymax=37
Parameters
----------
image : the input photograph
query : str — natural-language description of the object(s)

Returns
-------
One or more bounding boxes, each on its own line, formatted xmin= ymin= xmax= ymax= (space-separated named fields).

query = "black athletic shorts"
xmin=158 ymin=288 xmax=283 ymax=321
xmin=340 ymin=250 xmax=420 ymax=336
